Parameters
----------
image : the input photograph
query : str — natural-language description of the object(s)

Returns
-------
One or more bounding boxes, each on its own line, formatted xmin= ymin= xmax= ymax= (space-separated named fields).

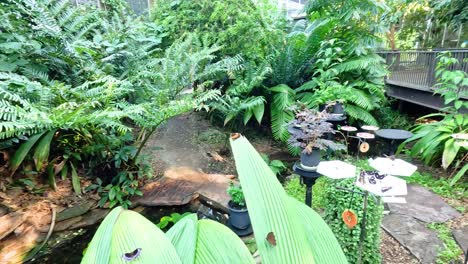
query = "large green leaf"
xmin=33 ymin=130 xmax=56 ymax=171
xmin=70 ymin=162 xmax=81 ymax=194
xmin=82 ymin=207 xmax=182 ymax=264
xmin=252 ymin=103 xmax=264 ymax=124
xmin=450 ymin=163 xmax=468 ymax=186
xmin=9 ymin=132 xmax=45 ymax=176
xmin=230 ymin=135 xmax=347 ymax=263
xmin=167 ymin=214 xmax=254 ymax=264
xmin=442 ymin=139 xmax=460 ymax=169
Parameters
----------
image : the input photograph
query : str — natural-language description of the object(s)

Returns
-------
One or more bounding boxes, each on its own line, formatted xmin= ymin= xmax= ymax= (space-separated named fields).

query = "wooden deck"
xmin=378 ymin=50 xmax=468 ymax=111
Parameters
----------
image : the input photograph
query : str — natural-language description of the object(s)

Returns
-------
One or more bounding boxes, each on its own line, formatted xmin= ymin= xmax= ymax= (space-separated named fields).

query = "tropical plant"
xmin=227 ymin=182 xmax=246 ymax=208
xmin=230 ymin=134 xmax=347 ymax=263
xmin=157 ymin=212 xmax=192 ymax=229
xmin=323 ymin=177 xmax=383 ymax=264
xmin=382 ymin=0 xmax=467 ymax=49
xmin=82 ymin=208 xmax=254 ymax=264
xmin=399 ymin=54 xmax=468 ymax=185
xmin=288 ymin=107 xmax=346 ymax=154
xmin=151 ymin=0 xmax=284 ymax=64
xmin=268 ymin=20 xmax=387 ymax=142
xmin=297 ymin=39 xmax=386 ymax=125
xmin=207 ymin=62 xmax=270 ymax=126
xmin=305 ymin=0 xmax=389 ymax=54
xmin=373 ymin=103 xmax=413 ymax=130
xmin=83 ymin=135 xmax=348 ymax=263
xmin=0 ymin=0 xmax=241 ymax=208
xmin=260 ymin=153 xmax=287 ymax=177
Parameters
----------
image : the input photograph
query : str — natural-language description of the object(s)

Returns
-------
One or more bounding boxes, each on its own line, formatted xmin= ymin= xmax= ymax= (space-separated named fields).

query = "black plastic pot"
xmin=300 ymin=148 xmax=321 ymax=167
xmin=332 ymin=103 xmax=345 ymax=115
xmin=318 ymin=104 xmax=326 ymax=112
xmin=228 ymin=201 xmax=251 ymax=230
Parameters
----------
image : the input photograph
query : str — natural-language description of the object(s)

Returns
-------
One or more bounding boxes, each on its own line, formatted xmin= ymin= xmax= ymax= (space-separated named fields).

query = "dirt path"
xmin=142 ymin=112 xmax=235 ymax=176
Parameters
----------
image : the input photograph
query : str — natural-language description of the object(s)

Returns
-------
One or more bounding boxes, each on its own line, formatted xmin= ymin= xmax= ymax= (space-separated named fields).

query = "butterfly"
xmin=122 ymin=248 xmax=142 ymax=261
xmin=266 ymin=232 xmax=276 ymax=246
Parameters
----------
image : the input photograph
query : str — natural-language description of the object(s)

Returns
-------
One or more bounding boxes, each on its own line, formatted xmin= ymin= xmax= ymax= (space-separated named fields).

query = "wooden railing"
xmin=377 ymin=49 xmax=468 ymax=98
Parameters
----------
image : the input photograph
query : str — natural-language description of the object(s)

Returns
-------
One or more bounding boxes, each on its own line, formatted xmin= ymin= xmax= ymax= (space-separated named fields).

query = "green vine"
xmin=323 ymin=178 xmax=384 ymax=264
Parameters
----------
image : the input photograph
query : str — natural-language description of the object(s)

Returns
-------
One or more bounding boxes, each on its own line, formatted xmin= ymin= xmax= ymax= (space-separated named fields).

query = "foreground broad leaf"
xmin=230 ymin=134 xmax=347 ymax=264
xmin=81 ymin=207 xmax=181 ymax=264
xmin=167 ymin=214 xmax=254 ymax=264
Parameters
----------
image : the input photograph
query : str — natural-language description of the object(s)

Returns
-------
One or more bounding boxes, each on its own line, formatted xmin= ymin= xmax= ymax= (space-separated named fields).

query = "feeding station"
xmin=318 ymin=156 xmax=417 ymax=264
xmin=326 ymin=114 xmax=347 ymax=129
xmin=353 ymin=157 xmax=417 ymax=263
xmin=288 ymin=108 xmax=347 ymax=207
xmin=375 ymin=129 xmax=413 ymax=155
xmin=361 ymin=125 xmax=379 ymax=134
xmin=293 ymin=162 xmax=321 ymax=207
xmin=355 ymin=132 xmax=375 ymax=155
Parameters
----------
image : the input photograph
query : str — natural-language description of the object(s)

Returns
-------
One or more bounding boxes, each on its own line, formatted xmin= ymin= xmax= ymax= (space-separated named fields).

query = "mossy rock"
xmin=197 ymin=129 xmax=227 ymax=146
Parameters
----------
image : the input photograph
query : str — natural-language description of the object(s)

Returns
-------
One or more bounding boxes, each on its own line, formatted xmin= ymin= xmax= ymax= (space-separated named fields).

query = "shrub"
xmin=284 ymin=175 xmax=328 ymax=210
xmin=0 ymin=0 xmax=238 ymax=208
xmin=151 ymin=0 xmax=284 ymax=63
xmin=322 ymin=178 xmax=383 ymax=264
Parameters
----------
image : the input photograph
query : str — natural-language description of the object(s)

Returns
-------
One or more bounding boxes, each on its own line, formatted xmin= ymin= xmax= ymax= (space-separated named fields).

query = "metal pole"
xmin=305 ymin=184 xmax=312 ymax=207
xmin=147 ymin=0 xmax=152 ymax=16
xmin=358 ymin=191 xmax=369 ymax=264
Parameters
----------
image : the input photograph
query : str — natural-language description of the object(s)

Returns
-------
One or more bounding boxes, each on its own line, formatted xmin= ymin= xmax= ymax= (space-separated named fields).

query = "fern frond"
xmin=347 ymin=87 xmax=376 ymax=110
xmin=270 ymin=84 xmax=295 ymax=141
xmin=333 ymin=54 xmax=384 ymax=74
xmin=345 ymin=104 xmax=378 ymax=126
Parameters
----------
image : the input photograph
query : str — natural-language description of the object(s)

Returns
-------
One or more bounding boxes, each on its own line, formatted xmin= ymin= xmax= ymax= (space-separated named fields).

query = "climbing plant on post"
xmin=322 ymin=178 xmax=384 ymax=264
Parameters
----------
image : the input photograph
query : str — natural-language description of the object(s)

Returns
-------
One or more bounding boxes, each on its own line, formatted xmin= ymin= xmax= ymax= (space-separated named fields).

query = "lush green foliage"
xmin=382 ymin=0 xmax=467 ymax=49
xmin=0 ymin=0 xmax=239 ymax=207
xmin=151 ymin=0 xmax=284 ymax=64
xmin=260 ymin=153 xmax=287 ymax=177
xmin=323 ymin=178 xmax=383 ymax=264
xmin=427 ymin=223 xmax=463 ymax=264
xmin=400 ymin=54 xmax=467 ymax=185
xmin=266 ymin=1 xmax=388 ymax=142
xmin=284 ymin=176 xmax=328 ymax=209
xmin=84 ymin=135 xmax=347 ymax=263
xmin=373 ymin=103 xmax=413 ymax=130
xmin=227 ymin=182 xmax=246 ymax=208
xmin=157 ymin=212 xmax=192 ymax=229
xmin=200 ymin=0 xmax=387 ymax=137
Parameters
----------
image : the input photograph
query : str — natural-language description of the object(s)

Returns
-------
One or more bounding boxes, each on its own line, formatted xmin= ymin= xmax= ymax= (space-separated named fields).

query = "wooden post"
xmin=147 ymin=0 xmax=152 ymax=16
xmin=441 ymin=23 xmax=447 ymax=47
xmin=456 ymin=24 xmax=462 ymax=48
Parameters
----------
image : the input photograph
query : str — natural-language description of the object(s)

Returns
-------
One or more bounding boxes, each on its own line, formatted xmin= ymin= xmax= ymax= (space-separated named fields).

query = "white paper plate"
xmin=317 ymin=160 xmax=356 ymax=179
xmin=369 ymin=157 xmax=417 ymax=176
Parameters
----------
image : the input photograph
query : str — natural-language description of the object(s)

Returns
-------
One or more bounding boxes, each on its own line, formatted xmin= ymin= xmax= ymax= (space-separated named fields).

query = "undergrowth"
xmin=427 ymin=223 xmax=463 ymax=264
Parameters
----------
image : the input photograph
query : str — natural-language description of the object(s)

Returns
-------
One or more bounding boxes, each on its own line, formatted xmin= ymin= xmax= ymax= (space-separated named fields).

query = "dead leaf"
xmin=207 ymin=151 xmax=225 ymax=162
